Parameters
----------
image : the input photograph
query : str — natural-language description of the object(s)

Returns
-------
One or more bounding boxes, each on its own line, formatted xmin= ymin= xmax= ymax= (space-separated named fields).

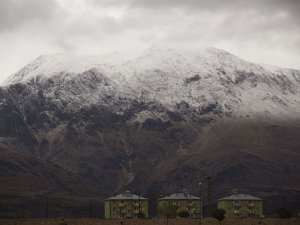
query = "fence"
xmin=0 ymin=197 xmax=104 ymax=218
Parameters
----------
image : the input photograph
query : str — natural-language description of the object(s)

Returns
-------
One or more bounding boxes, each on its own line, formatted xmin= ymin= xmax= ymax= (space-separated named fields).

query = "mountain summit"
xmin=0 ymin=47 xmax=300 ymax=216
xmin=5 ymin=47 xmax=300 ymax=121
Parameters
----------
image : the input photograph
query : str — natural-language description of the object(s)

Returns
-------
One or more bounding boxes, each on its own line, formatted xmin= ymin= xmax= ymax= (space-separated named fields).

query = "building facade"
xmin=218 ymin=194 xmax=263 ymax=218
xmin=104 ymin=191 xmax=149 ymax=218
xmin=158 ymin=193 xmax=203 ymax=218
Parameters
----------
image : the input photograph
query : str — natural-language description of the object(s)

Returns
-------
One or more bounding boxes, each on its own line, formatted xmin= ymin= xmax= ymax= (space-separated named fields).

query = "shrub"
xmin=277 ymin=208 xmax=292 ymax=219
xmin=211 ymin=208 xmax=226 ymax=225
xmin=177 ymin=210 xmax=189 ymax=218
xmin=137 ymin=211 xmax=146 ymax=219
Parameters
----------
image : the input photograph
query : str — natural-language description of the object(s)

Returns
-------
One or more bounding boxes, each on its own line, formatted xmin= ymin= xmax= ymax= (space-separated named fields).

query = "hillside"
xmin=0 ymin=47 xmax=299 ymax=217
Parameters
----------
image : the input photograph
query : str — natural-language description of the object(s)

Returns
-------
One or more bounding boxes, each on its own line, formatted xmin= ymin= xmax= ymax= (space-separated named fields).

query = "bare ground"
xmin=0 ymin=218 xmax=299 ymax=225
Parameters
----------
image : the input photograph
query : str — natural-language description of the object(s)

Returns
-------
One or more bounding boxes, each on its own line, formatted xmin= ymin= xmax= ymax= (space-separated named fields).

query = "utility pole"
xmin=282 ymin=190 xmax=286 ymax=208
xmin=46 ymin=197 xmax=49 ymax=218
xmin=89 ymin=200 xmax=92 ymax=218
xmin=61 ymin=202 xmax=65 ymax=218
xmin=139 ymin=193 xmax=141 ymax=213
xmin=131 ymin=194 xmax=133 ymax=218
xmin=206 ymin=176 xmax=213 ymax=214
xmin=73 ymin=202 xmax=75 ymax=218
xmin=206 ymin=177 xmax=212 ymax=204
xmin=198 ymin=182 xmax=202 ymax=220
xmin=190 ymin=192 xmax=192 ymax=218
xmin=20 ymin=200 xmax=24 ymax=219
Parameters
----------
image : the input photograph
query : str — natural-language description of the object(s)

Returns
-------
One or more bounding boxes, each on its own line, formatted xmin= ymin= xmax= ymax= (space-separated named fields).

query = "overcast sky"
xmin=0 ymin=0 xmax=300 ymax=84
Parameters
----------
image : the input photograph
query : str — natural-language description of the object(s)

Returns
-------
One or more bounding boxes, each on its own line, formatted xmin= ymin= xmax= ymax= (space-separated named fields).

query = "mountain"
xmin=0 ymin=47 xmax=300 ymax=216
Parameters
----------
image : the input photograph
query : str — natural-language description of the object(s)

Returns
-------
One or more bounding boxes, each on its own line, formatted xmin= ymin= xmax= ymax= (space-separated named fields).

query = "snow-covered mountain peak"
xmin=2 ymin=46 xmax=300 ymax=123
xmin=5 ymin=46 xmax=265 ymax=85
xmin=116 ymin=46 xmax=270 ymax=84
xmin=4 ymin=51 xmax=133 ymax=85
xmin=6 ymin=46 xmax=288 ymax=89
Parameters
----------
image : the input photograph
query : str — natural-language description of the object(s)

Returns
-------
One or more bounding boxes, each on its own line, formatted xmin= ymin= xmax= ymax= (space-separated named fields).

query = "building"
xmin=104 ymin=191 xmax=149 ymax=218
xmin=218 ymin=193 xmax=263 ymax=218
xmin=158 ymin=193 xmax=203 ymax=218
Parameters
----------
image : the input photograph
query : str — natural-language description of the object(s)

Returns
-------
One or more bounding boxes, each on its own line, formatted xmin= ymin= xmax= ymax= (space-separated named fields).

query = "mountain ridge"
xmin=0 ymin=47 xmax=299 ymax=216
xmin=6 ymin=47 xmax=299 ymax=85
xmin=4 ymin=47 xmax=300 ymax=120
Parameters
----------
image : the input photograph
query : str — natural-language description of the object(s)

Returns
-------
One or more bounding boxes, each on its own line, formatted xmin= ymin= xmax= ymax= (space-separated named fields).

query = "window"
xmin=233 ymin=200 xmax=240 ymax=205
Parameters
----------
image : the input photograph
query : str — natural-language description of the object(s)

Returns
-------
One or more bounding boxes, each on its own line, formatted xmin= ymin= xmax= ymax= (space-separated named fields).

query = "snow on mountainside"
xmin=4 ymin=47 xmax=300 ymax=122
xmin=5 ymin=46 xmax=284 ymax=83
xmin=5 ymin=51 xmax=132 ymax=84
xmin=1 ymin=47 xmax=300 ymax=216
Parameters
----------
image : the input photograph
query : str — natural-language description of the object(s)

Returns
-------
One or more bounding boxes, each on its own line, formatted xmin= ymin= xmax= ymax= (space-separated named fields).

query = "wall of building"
xmin=158 ymin=199 xmax=202 ymax=218
xmin=104 ymin=201 xmax=111 ymax=218
xmin=218 ymin=200 xmax=263 ymax=218
xmin=104 ymin=199 xmax=148 ymax=218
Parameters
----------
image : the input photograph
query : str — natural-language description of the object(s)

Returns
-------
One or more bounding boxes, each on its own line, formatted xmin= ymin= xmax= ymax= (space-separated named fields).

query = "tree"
xmin=137 ymin=211 xmax=146 ymax=219
xmin=277 ymin=208 xmax=292 ymax=219
xmin=211 ymin=208 xmax=226 ymax=225
xmin=277 ymin=208 xmax=292 ymax=225
xmin=177 ymin=210 xmax=189 ymax=218
xmin=158 ymin=205 xmax=176 ymax=225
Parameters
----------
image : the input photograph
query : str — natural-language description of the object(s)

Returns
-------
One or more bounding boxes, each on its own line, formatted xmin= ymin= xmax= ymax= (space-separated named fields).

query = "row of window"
xmin=112 ymin=207 xmax=145 ymax=212
xmin=111 ymin=200 xmax=141 ymax=204
xmin=234 ymin=208 xmax=256 ymax=212
xmin=232 ymin=200 xmax=255 ymax=204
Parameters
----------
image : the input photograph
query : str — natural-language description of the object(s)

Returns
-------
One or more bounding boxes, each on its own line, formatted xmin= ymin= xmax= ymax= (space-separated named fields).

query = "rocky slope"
xmin=0 ymin=47 xmax=300 ymax=216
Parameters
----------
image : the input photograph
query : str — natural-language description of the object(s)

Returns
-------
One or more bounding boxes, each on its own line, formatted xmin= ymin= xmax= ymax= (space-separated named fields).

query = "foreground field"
xmin=0 ymin=218 xmax=299 ymax=225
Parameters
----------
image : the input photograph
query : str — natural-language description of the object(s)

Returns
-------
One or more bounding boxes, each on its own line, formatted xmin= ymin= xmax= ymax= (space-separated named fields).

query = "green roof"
xmin=105 ymin=191 xmax=147 ymax=200
xmin=218 ymin=194 xmax=262 ymax=201
xmin=159 ymin=193 xmax=201 ymax=200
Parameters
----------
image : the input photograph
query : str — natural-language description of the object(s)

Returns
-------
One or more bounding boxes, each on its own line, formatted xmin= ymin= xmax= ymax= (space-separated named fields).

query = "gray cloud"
xmin=0 ymin=0 xmax=59 ymax=31
xmin=90 ymin=0 xmax=300 ymax=14
xmin=0 ymin=0 xmax=300 ymax=84
xmin=87 ymin=0 xmax=300 ymax=53
xmin=89 ymin=0 xmax=300 ymax=39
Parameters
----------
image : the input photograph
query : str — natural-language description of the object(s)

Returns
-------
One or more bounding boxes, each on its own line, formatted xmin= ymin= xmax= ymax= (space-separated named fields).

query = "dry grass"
xmin=0 ymin=218 xmax=299 ymax=225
